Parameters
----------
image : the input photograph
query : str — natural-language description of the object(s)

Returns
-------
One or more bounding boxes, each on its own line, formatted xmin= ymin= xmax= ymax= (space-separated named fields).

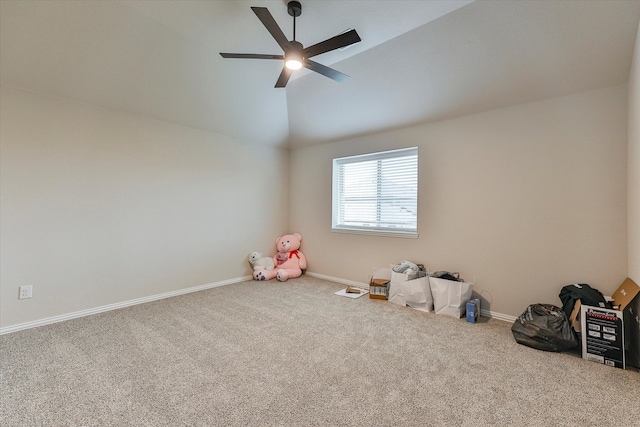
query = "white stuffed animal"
xmin=248 ymin=252 xmax=275 ymax=271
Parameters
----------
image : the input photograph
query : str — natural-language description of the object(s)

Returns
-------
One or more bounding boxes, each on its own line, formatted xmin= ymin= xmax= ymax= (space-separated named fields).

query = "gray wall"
xmin=629 ymin=24 xmax=640 ymax=283
xmin=290 ymin=85 xmax=628 ymax=317
xmin=2 ymin=20 xmax=638 ymax=329
xmin=0 ymin=86 xmax=289 ymax=328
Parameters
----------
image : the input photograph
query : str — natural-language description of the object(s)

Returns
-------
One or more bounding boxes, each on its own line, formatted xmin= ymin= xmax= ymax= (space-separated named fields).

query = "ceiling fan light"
xmin=285 ymin=58 xmax=303 ymax=70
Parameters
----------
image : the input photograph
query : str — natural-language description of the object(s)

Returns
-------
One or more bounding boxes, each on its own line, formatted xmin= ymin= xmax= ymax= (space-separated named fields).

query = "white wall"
xmin=629 ymin=23 xmax=640 ymax=283
xmin=0 ymin=86 xmax=289 ymax=328
xmin=290 ymin=85 xmax=628 ymax=317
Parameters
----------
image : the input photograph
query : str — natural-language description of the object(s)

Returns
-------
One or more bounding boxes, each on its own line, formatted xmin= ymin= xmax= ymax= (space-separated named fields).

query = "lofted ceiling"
xmin=1 ymin=0 xmax=639 ymax=149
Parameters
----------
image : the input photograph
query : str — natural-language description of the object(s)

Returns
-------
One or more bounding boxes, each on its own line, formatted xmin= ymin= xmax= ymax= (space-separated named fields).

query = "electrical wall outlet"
xmin=19 ymin=285 xmax=32 ymax=299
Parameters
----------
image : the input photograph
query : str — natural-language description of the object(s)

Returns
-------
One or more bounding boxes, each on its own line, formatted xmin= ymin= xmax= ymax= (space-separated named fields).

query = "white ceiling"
xmin=1 ymin=0 xmax=639 ymax=148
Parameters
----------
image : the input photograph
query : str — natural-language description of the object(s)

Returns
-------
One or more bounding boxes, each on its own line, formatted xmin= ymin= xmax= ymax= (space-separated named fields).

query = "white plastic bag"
xmin=429 ymin=276 xmax=473 ymax=318
xmin=389 ymin=271 xmax=433 ymax=312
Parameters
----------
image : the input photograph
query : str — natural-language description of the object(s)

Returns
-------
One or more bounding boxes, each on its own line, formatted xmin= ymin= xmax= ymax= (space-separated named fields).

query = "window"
xmin=332 ymin=147 xmax=418 ymax=237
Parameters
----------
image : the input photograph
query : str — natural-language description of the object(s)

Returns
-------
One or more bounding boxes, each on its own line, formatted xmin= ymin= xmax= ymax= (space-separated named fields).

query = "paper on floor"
xmin=334 ymin=288 xmax=369 ymax=299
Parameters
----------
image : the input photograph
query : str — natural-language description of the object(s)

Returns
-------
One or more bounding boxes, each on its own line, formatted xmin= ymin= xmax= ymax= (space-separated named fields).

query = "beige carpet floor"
xmin=1 ymin=275 xmax=639 ymax=426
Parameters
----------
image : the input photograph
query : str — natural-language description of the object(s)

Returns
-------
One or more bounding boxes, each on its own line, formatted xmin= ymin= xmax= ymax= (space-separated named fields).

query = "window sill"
xmin=331 ymin=227 xmax=418 ymax=239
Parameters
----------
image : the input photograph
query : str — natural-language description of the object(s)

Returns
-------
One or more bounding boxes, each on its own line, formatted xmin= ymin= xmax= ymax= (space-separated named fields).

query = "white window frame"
xmin=332 ymin=147 xmax=418 ymax=238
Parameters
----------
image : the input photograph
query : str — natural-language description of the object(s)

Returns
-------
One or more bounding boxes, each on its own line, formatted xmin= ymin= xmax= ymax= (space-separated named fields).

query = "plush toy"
xmin=248 ymin=252 xmax=275 ymax=271
xmin=393 ymin=260 xmax=420 ymax=280
xmin=253 ymin=233 xmax=307 ymax=282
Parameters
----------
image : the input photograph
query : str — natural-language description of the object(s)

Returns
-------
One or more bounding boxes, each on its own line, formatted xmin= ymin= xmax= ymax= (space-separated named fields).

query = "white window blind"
xmin=332 ymin=147 xmax=418 ymax=237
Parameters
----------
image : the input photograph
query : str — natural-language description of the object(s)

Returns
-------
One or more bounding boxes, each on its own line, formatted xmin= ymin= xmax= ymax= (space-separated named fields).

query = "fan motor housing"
xmin=288 ymin=1 xmax=302 ymax=18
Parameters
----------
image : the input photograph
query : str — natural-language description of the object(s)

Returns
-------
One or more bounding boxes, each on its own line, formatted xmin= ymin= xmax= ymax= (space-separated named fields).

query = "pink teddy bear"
xmin=253 ymin=233 xmax=307 ymax=282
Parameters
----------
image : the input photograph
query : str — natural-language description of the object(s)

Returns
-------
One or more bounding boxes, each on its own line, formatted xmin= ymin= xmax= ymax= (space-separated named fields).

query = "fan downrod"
xmin=288 ymin=1 xmax=301 ymax=18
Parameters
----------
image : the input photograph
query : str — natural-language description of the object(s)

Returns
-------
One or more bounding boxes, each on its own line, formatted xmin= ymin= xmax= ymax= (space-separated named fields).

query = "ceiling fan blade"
xmin=275 ymin=67 xmax=294 ymax=88
xmin=304 ymin=59 xmax=349 ymax=83
xmin=251 ymin=7 xmax=290 ymax=51
xmin=303 ymin=29 xmax=361 ymax=59
xmin=220 ymin=53 xmax=284 ymax=60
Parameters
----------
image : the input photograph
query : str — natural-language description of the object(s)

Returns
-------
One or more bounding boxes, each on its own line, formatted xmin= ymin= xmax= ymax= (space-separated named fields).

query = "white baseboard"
xmin=0 ymin=276 xmax=252 ymax=335
xmin=1 ymin=272 xmax=517 ymax=335
xmin=480 ymin=309 xmax=517 ymax=323
xmin=306 ymin=272 xmax=369 ymax=289
xmin=307 ymin=271 xmax=517 ymax=323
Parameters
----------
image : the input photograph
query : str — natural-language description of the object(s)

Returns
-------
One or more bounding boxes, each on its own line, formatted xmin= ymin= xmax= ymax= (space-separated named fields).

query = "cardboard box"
xmin=569 ymin=300 xmax=583 ymax=333
xmin=569 ymin=278 xmax=639 ymax=368
xmin=611 ymin=278 xmax=640 ymax=309
xmin=581 ymin=305 xmax=625 ymax=369
xmin=569 ymin=299 xmax=614 ymax=333
xmin=369 ymin=277 xmax=390 ymax=300
xmin=611 ymin=278 xmax=640 ymax=368
xmin=466 ymin=298 xmax=480 ymax=323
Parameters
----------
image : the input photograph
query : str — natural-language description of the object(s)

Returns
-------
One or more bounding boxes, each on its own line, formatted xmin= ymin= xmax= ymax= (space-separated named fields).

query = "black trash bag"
xmin=558 ymin=283 xmax=610 ymax=319
xmin=511 ymin=304 xmax=578 ymax=352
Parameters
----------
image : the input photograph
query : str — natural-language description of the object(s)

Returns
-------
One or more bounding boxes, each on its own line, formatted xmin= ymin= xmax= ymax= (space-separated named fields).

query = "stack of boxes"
xmin=580 ymin=278 xmax=640 ymax=369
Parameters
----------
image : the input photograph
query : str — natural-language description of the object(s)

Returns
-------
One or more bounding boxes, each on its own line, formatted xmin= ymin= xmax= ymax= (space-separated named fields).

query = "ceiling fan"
xmin=220 ymin=1 xmax=361 ymax=88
